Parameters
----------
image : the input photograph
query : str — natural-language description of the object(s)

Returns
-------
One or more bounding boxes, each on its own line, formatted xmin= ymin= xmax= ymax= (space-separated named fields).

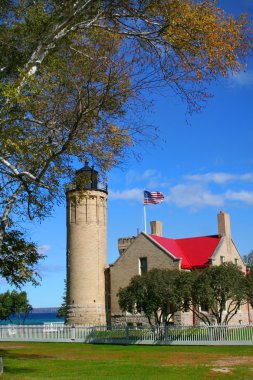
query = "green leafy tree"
xmin=191 ymin=263 xmax=247 ymax=325
xmin=0 ymin=0 xmax=252 ymax=251
xmin=0 ymin=290 xmax=32 ymax=324
xmin=1 ymin=230 xmax=44 ymax=286
xmin=118 ymin=269 xmax=191 ymax=326
xmin=118 ymin=264 xmax=249 ymax=326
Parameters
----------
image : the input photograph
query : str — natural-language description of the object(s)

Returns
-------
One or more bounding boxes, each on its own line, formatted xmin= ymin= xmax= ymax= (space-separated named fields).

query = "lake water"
xmin=0 ymin=311 xmax=64 ymax=325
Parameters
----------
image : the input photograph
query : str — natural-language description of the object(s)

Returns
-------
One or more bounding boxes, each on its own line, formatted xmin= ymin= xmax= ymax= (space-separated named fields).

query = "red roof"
xmin=149 ymin=234 xmax=222 ymax=269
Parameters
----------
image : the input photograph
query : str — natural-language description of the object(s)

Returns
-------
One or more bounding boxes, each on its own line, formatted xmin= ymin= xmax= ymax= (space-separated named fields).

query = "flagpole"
xmin=144 ymin=204 xmax=147 ymax=233
xmin=143 ymin=190 xmax=164 ymax=233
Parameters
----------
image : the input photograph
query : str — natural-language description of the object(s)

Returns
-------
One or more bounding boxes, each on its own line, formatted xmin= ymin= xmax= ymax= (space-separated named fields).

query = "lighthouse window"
xmin=70 ymin=201 xmax=76 ymax=223
xmin=139 ymin=257 xmax=147 ymax=275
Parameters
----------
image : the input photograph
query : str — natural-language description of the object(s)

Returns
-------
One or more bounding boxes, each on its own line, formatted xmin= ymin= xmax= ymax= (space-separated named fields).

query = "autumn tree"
xmin=0 ymin=290 xmax=32 ymax=324
xmin=1 ymin=0 xmax=252 ymax=252
xmin=191 ymin=263 xmax=247 ymax=325
xmin=118 ymin=269 xmax=192 ymax=326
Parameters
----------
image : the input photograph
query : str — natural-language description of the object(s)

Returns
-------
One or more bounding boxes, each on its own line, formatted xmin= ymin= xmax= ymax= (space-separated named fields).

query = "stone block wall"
xmin=110 ymin=233 xmax=180 ymax=318
xmin=66 ymin=190 xmax=107 ymax=325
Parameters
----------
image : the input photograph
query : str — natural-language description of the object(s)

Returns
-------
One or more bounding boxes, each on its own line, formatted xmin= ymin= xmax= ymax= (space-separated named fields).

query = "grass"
xmin=1 ymin=342 xmax=253 ymax=379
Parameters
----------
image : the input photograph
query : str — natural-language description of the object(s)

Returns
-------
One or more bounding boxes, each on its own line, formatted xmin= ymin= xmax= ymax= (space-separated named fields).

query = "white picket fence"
xmin=0 ymin=323 xmax=88 ymax=342
xmin=1 ymin=323 xmax=253 ymax=345
xmin=88 ymin=324 xmax=253 ymax=345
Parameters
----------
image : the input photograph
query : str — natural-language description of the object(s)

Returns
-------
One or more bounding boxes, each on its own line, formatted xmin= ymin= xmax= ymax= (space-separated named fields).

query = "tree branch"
xmin=0 ymin=157 xmax=49 ymax=189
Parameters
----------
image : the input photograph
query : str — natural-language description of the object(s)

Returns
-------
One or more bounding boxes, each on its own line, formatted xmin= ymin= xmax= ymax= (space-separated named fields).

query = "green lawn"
xmin=1 ymin=342 xmax=253 ymax=379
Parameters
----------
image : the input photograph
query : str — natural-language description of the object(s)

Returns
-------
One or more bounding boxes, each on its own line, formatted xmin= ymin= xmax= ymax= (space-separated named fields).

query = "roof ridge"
xmin=150 ymin=234 xmax=220 ymax=241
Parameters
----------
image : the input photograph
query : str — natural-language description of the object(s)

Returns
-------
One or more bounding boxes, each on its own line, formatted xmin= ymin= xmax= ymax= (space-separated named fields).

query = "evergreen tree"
xmin=57 ymin=280 xmax=67 ymax=319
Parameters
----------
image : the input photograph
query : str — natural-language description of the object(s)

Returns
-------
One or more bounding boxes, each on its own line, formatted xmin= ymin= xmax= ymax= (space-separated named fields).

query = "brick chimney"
xmin=150 ymin=221 xmax=163 ymax=237
xmin=217 ymin=211 xmax=231 ymax=238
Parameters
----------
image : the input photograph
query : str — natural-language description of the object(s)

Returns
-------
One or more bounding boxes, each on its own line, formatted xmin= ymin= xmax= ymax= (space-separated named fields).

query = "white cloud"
xmin=125 ymin=169 xmax=162 ymax=186
xmin=186 ymin=172 xmax=253 ymax=184
xmin=109 ymin=188 xmax=143 ymax=201
xmin=109 ymin=185 xmax=253 ymax=209
xmin=167 ymin=184 xmax=224 ymax=208
xmin=225 ymin=190 xmax=253 ymax=204
xmin=109 ymin=170 xmax=253 ymax=210
xmin=38 ymin=244 xmax=51 ymax=255
xmin=229 ymin=70 xmax=253 ymax=87
xmin=142 ymin=169 xmax=157 ymax=180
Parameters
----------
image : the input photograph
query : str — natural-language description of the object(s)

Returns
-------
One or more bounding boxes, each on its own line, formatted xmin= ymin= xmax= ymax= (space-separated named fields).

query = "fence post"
xmin=164 ymin=325 xmax=168 ymax=341
xmin=71 ymin=326 xmax=76 ymax=341
xmin=208 ymin=326 xmax=214 ymax=342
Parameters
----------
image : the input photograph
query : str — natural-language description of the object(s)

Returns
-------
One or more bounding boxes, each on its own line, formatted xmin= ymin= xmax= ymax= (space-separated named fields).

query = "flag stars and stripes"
xmin=144 ymin=190 xmax=164 ymax=205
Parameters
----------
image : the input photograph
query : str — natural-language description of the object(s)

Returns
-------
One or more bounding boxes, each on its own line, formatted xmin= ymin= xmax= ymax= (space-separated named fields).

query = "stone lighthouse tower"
xmin=66 ymin=160 xmax=107 ymax=325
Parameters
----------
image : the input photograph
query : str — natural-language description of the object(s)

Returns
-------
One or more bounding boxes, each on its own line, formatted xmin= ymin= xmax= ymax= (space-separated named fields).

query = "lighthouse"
xmin=66 ymin=160 xmax=107 ymax=325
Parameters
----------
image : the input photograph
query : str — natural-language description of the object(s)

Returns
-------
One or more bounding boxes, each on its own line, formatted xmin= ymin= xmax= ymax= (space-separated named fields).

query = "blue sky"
xmin=2 ymin=0 xmax=253 ymax=307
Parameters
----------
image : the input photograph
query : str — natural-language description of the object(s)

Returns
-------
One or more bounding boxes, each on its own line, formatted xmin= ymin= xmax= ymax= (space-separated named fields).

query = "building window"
xmin=235 ymin=258 xmax=239 ymax=266
xmin=200 ymin=302 xmax=209 ymax=313
xmin=220 ymin=256 xmax=225 ymax=264
xmin=70 ymin=201 xmax=76 ymax=223
xmin=139 ymin=257 xmax=147 ymax=275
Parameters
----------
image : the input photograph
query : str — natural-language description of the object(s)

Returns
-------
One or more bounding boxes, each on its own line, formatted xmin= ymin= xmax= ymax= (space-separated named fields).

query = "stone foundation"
xmin=67 ymin=303 xmax=106 ymax=325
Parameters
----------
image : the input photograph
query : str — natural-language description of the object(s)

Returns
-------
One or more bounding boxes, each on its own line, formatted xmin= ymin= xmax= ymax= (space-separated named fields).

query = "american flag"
xmin=144 ymin=190 xmax=164 ymax=205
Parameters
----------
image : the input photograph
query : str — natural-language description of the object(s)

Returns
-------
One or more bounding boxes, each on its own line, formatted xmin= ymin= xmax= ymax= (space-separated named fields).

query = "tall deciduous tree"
xmin=118 ymin=269 xmax=191 ymax=326
xmin=0 ymin=0 xmax=252 ymax=250
xmin=191 ymin=263 xmax=247 ymax=325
